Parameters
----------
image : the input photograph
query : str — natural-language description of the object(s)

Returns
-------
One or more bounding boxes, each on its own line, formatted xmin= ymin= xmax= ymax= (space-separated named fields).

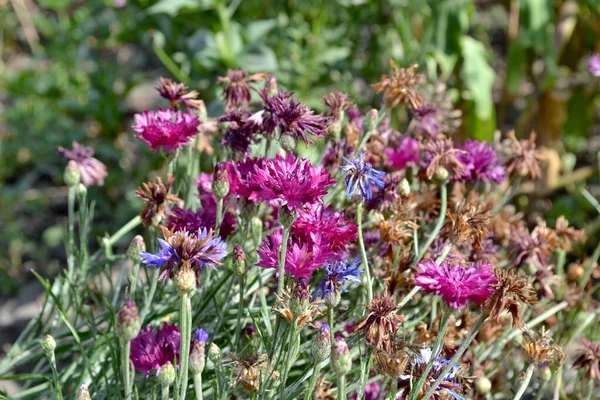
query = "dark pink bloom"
xmin=245 ymin=153 xmax=335 ymax=210
xmin=292 ymin=204 xmax=357 ymax=252
xmin=196 ymin=173 xmax=213 ymax=196
xmin=257 ymin=229 xmax=333 ymax=279
xmin=219 ymin=109 xmax=262 ymax=154
xmin=130 ymin=323 xmax=180 ymax=376
xmin=384 ymin=137 xmax=420 ymax=170
xmin=352 ymin=381 xmax=382 ymax=400
xmin=168 ymin=200 xmax=236 ymax=239
xmin=57 ymin=142 xmax=108 ymax=187
xmin=132 ymin=108 xmax=200 ymax=152
xmin=589 ymin=53 xmax=600 ymax=77
xmin=412 ymin=104 xmax=441 ymax=138
xmin=261 ymin=90 xmax=329 ymax=143
xmin=457 ymin=139 xmax=506 ymax=183
xmin=415 ymin=260 xmax=497 ymax=310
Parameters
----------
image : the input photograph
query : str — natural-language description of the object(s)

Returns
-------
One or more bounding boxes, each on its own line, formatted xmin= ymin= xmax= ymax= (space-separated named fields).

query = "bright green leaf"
xmin=460 ymin=36 xmax=496 ymax=120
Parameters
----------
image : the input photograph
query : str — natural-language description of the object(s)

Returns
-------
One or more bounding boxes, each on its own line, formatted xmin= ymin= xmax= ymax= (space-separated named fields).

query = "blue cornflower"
xmin=406 ymin=349 xmax=465 ymax=400
xmin=313 ymin=259 xmax=362 ymax=301
xmin=340 ymin=153 xmax=385 ymax=201
xmin=139 ymin=227 xmax=228 ymax=283
xmin=195 ymin=328 xmax=209 ymax=343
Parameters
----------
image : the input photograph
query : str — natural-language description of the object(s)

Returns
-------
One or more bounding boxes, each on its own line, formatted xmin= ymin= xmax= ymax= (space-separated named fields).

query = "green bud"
xmin=524 ymin=262 xmax=537 ymax=276
xmin=173 ymin=266 xmax=196 ymax=296
xmin=434 ymin=166 xmax=449 ymax=182
xmin=127 ymin=235 xmax=146 ymax=264
xmin=64 ymin=161 xmax=81 ymax=187
xmin=278 ymin=206 xmax=297 ymax=229
xmin=115 ymin=300 xmax=141 ymax=342
xmin=311 ymin=325 xmax=331 ymax=364
xmin=290 ymin=278 xmax=309 ymax=316
xmin=474 ymin=376 xmax=492 ymax=394
xmin=189 ymin=341 xmax=206 ymax=375
xmin=78 ymin=183 xmax=87 ymax=198
xmin=212 ymin=162 xmax=230 ymax=200
xmin=399 ymin=178 xmax=410 ymax=197
xmin=208 ymin=343 xmax=222 ymax=365
xmin=324 ymin=291 xmax=341 ymax=309
xmin=233 ymin=245 xmax=247 ymax=278
xmin=158 ymin=361 xmax=176 ymax=387
xmin=279 ymin=133 xmax=297 ymax=153
xmin=41 ymin=334 xmax=56 ymax=357
xmin=251 ymin=217 xmax=263 ymax=246
xmin=76 ymin=383 xmax=91 ymax=400
xmin=540 ymin=366 xmax=552 ymax=383
xmin=331 ymin=338 xmax=351 ymax=375
xmin=362 ymin=109 xmax=378 ymax=133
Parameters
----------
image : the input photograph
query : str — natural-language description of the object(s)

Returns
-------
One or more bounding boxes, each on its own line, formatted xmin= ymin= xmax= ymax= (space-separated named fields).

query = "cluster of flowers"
xmin=53 ymin=58 xmax=600 ymax=400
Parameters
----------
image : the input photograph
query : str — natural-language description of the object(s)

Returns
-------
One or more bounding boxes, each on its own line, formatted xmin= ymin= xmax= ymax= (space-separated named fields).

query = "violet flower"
xmin=313 ymin=259 xmax=362 ymax=301
xmin=57 ymin=142 xmax=108 ymax=187
xmin=383 ymin=137 xmax=420 ymax=170
xmin=341 ymin=153 xmax=385 ymax=201
xmin=589 ymin=53 xmax=600 ymax=77
xmin=292 ymin=203 xmax=357 ymax=252
xmin=130 ymin=323 xmax=181 ymax=376
xmin=132 ymin=108 xmax=200 ymax=152
xmin=457 ymin=139 xmax=506 ymax=184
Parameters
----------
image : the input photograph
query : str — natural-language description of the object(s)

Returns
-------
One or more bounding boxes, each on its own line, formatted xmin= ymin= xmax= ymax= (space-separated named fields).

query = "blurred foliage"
xmin=1 ymin=0 xmax=599 ymax=295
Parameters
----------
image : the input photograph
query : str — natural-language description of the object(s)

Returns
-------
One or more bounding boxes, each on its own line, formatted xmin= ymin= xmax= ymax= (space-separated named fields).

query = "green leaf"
xmin=0 ymin=373 xmax=50 ymax=382
xmin=239 ymin=45 xmax=278 ymax=72
xmin=245 ymin=20 xmax=277 ymax=43
xmin=460 ymin=36 xmax=496 ymax=120
xmin=316 ymin=47 xmax=350 ymax=66
xmin=506 ymin=39 xmax=526 ymax=96
xmin=147 ymin=0 xmax=213 ymax=16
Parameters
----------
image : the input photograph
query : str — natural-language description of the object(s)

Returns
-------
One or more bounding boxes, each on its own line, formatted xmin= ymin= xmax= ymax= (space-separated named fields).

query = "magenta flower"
xmin=58 ymin=142 xmax=108 ymax=187
xmin=292 ymin=203 xmax=357 ymax=252
xmin=130 ymin=323 xmax=180 ymax=376
xmin=384 ymin=137 xmax=420 ymax=170
xmin=132 ymin=108 xmax=200 ymax=152
xmin=415 ymin=260 xmax=498 ymax=310
xmin=589 ymin=53 xmax=600 ymax=77
xmin=219 ymin=109 xmax=263 ymax=154
xmin=245 ymin=153 xmax=335 ymax=210
xmin=457 ymin=139 xmax=506 ymax=184
xmin=412 ymin=104 xmax=441 ymax=138
xmin=257 ymin=229 xmax=333 ymax=279
xmin=168 ymin=199 xmax=236 ymax=239
xmin=261 ymin=90 xmax=329 ymax=144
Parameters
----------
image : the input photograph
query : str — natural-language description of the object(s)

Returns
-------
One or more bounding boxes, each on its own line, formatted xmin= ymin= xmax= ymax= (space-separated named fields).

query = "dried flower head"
xmin=510 ymin=222 xmax=560 ymax=270
xmin=156 ymin=77 xmax=203 ymax=109
xmin=421 ymin=139 xmax=467 ymax=181
xmin=372 ymin=340 xmax=410 ymax=378
xmin=355 ymin=292 xmax=405 ymax=351
xmin=443 ymin=201 xmax=492 ymax=250
xmin=573 ymin=340 xmax=600 ymax=382
xmin=485 ymin=268 xmax=536 ymax=328
xmin=322 ymin=92 xmax=354 ymax=120
xmin=372 ymin=60 xmax=424 ymax=109
xmin=132 ymin=108 xmax=200 ymax=152
xmin=231 ymin=353 xmax=279 ymax=393
xmin=555 ymin=216 xmax=586 ymax=252
xmin=217 ymin=69 xmax=267 ymax=109
xmin=273 ymin=286 xmax=324 ymax=328
xmin=313 ymin=376 xmax=335 ymax=400
xmin=411 ymin=104 xmax=443 ymax=139
xmin=57 ymin=142 xmax=108 ymax=187
xmin=136 ymin=175 xmax=180 ymax=227
xmin=521 ymin=330 xmax=564 ymax=367
xmin=504 ymin=131 xmax=543 ymax=180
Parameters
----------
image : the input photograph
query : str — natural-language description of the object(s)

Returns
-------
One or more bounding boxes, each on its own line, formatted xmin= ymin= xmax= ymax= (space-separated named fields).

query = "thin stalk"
xmin=356 ymin=202 xmax=373 ymax=302
xmin=234 ymin=276 xmax=246 ymax=352
xmin=47 ymin=353 xmax=63 ymax=400
xmin=533 ymin=379 xmax=550 ymax=400
xmin=121 ymin=340 xmax=132 ymax=399
xmin=304 ymin=363 xmax=323 ymax=400
xmin=552 ymin=367 xmax=562 ymax=400
xmin=423 ymin=313 xmax=486 ymax=399
xmin=161 ymin=385 xmax=170 ymax=400
xmin=77 ymin=187 xmax=90 ymax=282
xmin=513 ymin=364 xmax=535 ymax=400
xmin=327 ymin=307 xmax=335 ymax=345
xmin=277 ymin=226 xmax=291 ymax=299
xmin=130 ymin=262 xmax=140 ymax=300
xmin=179 ymin=294 xmax=193 ymax=400
xmin=389 ymin=379 xmax=398 ymax=400
xmin=410 ymin=308 xmax=451 ymax=400
xmin=194 ymin=373 xmax=203 ymax=400
xmin=280 ymin=320 xmax=300 ymax=397
xmin=356 ymin=346 xmax=372 ymax=400
xmin=583 ymin=378 xmax=594 ymax=400
xmin=337 ymin=374 xmax=346 ymax=400
xmin=413 ymin=184 xmax=447 ymax=266
xmin=66 ymin=186 xmax=77 ymax=283
xmin=214 ymin=197 xmax=224 ymax=238
xmin=105 ymin=216 xmax=142 ymax=248
xmin=141 ymin=269 xmax=160 ymax=323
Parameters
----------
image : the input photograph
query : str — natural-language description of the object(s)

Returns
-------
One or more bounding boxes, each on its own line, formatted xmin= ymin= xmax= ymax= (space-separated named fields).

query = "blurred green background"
xmin=1 ymin=0 xmax=600 ymax=297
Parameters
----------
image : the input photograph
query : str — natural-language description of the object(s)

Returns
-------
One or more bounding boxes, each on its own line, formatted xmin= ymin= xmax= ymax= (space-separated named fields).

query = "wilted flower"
xmin=132 ymin=109 xmax=200 ymax=152
xmin=521 ymin=331 xmax=564 ymax=367
xmin=245 ymin=153 xmax=335 ymax=210
xmin=504 ymin=131 xmax=543 ymax=180
xmin=384 ymin=137 xmax=420 ymax=170
xmin=457 ymin=139 xmax=506 ymax=184
xmin=588 ymin=53 xmax=600 ymax=77
xmin=554 ymin=216 xmax=586 ymax=252
xmin=57 ymin=142 xmax=108 ymax=187
xmin=485 ymin=268 xmax=536 ymax=328
xmin=219 ymin=109 xmax=263 ymax=154
xmin=292 ymin=203 xmax=357 ymax=252
xmin=231 ymin=353 xmax=278 ymax=393
xmin=217 ymin=69 xmax=267 ymax=109
xmin=261 ymin=90 xmax=329 ymax=144
xmin=156 ymin=77 xmax=203 ymax=109
xmin=421 ymin=139 xmax=467 ymax=181
xmin=372 ymin=340 xmax=410 ymax=378
xmin=415 ymin=260 xmax=498 ymax=310
xmin=130 ymin=323 xmax=180 ymax=376
xmin=322 ymin=92 xmax=354 ymax=121
xmin=355 ymin=292 xmax=405 ymax=351
xmin=412 ymin=104 xmax=442 ymax=138
xmin=139 ymin=226 xmax=228 ymax=285
xmin=444 ymin=201 xmax=492 ymax=250
xmin=313 ymin=259 xmax=362 ymax=303
xmin=573 ymin=340 xmax=600 ymax=382
xmin=341 ymin=153 xmax=386 ymax=201
xmin=510 ymin=222 xmax=560 ymax=270
xmin=372 ymin=60 xmax=424 ymax=109
xmin=135 ymin=175 xmax=180 ymax=227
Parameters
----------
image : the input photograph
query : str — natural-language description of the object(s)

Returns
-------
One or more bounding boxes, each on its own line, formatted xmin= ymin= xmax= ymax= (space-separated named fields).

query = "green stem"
xmin=122 ymin=340 xmax=132 ymax=399
xmin=410 ymin=308 xmax=451 ymax=400
xmin=67 ymin=186 xmax=77 ymax=282
xmin=194 ymin=373 xmax=203 ymax=400
xmin=162 ymin=384 xmax=170 ymax=400
xmin=327 ymin=307 xmax=335 ymax=345
xmin=356 ymin=202 xmax=373 ymax=302
xmin=413 ymin=184 xmax=447 ymax=267
xmin=337 ymin=374 xmax=346 ymax=400
xmin=47 ymin=353 xmax=63 ymax=400
xmin=105 ymin=216 xmax=142 ymax=248
xmin=423 ymin=313 xmax=486 ymax=399
xmin=141 ymin=269 xmax=160 ymax=323
xmin=234 ymin=276 xmax=246 ymax=352
xmin=513 ymin=364 xmax=535 ymax=400
xmin=214 ymin=197 xmax=224 ymax=238
xmin=77 ymin=188 xmax=90 ymax=282
xmin=277 ymin=227 xmax=291 ymax=298
xmin=389 ymin=379 xmax=398 ymax=400
xmin=304 ymin=363 xmax=323 ymax=400
xmin=179 ymin=294 xmax=193 ymax=400
xmin=280 ymin=321 xmax=300 ymax=396
xmin=130 ymin=262 xmax=140 ymax=300
xmin=356 ymin=347 xmax=371 ymax=400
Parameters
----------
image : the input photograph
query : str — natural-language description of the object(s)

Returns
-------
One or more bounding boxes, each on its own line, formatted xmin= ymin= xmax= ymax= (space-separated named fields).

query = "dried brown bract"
xmin=312 ymin=376 xmax=335 ymax=400
xmin=555 ymin=216 xmax=586 ymax=251
xmin=355 ymin=292 xmax=405 ymax=351
xmin=380 ymin=248 xmax=415 ymax=294
xmin=322 ymin=92 xmax=354 ymax=121
xmin=443 ymin=201 xmax=492 ymax=251
xmin=136 ymin=175 xmax=180 ymax=227
xmin=217 ymin=69 xmax=268 ymax=110
xmin=485 ymin=268 xmax=536 ymax=329
xmin=572 ymin=340 xmax=600 ymax=382
xmin=273 ymin=288 xmax=323 ymax=329
xmin=372 ymin=60 xmax=424 ymax=109
xmin=504 ymin=131 xmax=543 ymax=180
xmin=422 ymin=139 xmax=467 ymax=181
xmin=230 ymin=353 xmax=279 ymax=393
xmin=521 ymin=330 xmax=564 ymax=367
xmin=510 ymin=222 xmax=560 ymax=269
xmin=372 ymin=340 xmax=410 ymax=378
xmin=377 ymin=212 xmax=419 ymax=248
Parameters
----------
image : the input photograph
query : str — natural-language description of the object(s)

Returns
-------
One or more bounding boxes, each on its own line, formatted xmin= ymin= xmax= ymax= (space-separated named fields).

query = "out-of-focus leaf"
xmin=38 ymin=0 xmax=72 ymax=11
xmin=239 ymin=45 xmax=278 ymax=72
xmin=506 ymin=39 xmax=526 ymax=96
xmin=245 ymin=20 xmax=277 ymax=43
xmin=147 ymin=0 xmax=213 ymax=16
xmin=462 ymin=99 xmax=496 ymax=142
xmin=460 ymin=36 xmax=495 ymax=120
xmin=563 ymin=91 xmax=595 ymax=151
xmin=316 ymin=47 xmax=350 ymax=66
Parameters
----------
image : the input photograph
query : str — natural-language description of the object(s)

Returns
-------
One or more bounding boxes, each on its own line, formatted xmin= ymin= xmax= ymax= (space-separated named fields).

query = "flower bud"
xmin=311 ymin=325 xmax=331 ymax=364
xmin=324 ymin=290 xmax=341 ymax=309
xmin=474 ymin=376 xmax=492 ymax=394
xmin=41 ymin=334 xmax=56 ymax=357
xmin=208 ymin=342 xmax=221 ymax=365
xmin=278 ymin=205 xmax=297 ymax=229
xmin=158 ymin=361 xmax=176 ymax=387
xmin=567 ymin=264 xmax=584 ymax=283
xmin=78 ymin=183 xmax=87 ymax=198
xmin=363 ymin=109 xmax=378 ymax=133
xmin=399 ymin=178 xmax=410 ymax=197
xmin=251 ymin=216 xmax=263 ymax=245
xmin=524 ymin=262 xmax=537 ymax=276
xmin=212 ymin=162 xmax=230 ymax=199
xmin=279 ymin=133 xmax=297 ymax=153
xmin=64 ymin=161 xmax=81 ymax=187
xmin=290 ymin=278 xmax=309 ymax=315
xmin=190 ymin=341 xmax=206 ymax=375
xmin=127 ymin=235 xmax=146 ymax=264
xmin=328 ymin=119 xmax=342 ymax=138
xmin=331 ymin=338 xmax=351 ymax=375
xmin=115 ymin=300 xmax=141 ymax=342
xmin=540 ymin=366 xmax=552 ymax=383
xmin=233 ymin=245 xmax=247 ymax=278
xmin=434 ymin=166 xmax=449 ymax=182
xmin=173 ymin=266 xmax=196 ymax=296
xmin=76 ymin=383 xmax=91 ymax=400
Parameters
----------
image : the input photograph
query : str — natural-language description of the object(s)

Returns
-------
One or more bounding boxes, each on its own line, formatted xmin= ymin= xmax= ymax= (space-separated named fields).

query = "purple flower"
xmin=341 ymin=153 xmax=385 ymax=201
xmin=457 ymin=139 xmax=506 ymax=184
xmin=412 ymin=104 xmax=441 ymax=138
xmin=219 ymin=109 xmax=263 ymax=154
xmin=245 ymin=153 xmax=336 ymax=210
xmin=217 ymin=69 xmax=267 ymax=109
xmin=261 ymin=90 xmax=329 ymax=144
xmin=168 ymin=198 xmax=237 ymax=239
xmin=194 ymin=328 xmax=209 ymax=343
xmin=130 ymin=323 xmax=180 ymax=376
xmin=57 ymin=142 xmax=108 ymax=187
xmin=313 ymin=259 xmax=362 ymax=301
xmin=292 ymin=203 xmax=357 ymax=252
xmin=589 ymin=53 xmax=600 ymax=77
xmin=384 ymin=137 xmax=420 ymax=170
xmin=132 ymin=108 xmax=200 ymax=152
xmin=415 ymin=260 xmax=498 ymax=310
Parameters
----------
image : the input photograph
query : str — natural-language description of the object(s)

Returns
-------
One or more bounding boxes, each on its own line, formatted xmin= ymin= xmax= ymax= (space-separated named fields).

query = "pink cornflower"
xmin=168 ymin=198 xmax=237 ymax=239
xmin=245 ymin=153 xmax=335 ymax=210
xmin=132 ymin=108 xmax=200 ymax=152
xmin=415 ymin=260 xmax=498 ymax=310
xmin=292 ymin=203 xmax=357 ymax=252
xmin=57 ymin=142 xmax=108 ymax=187
xmin=589 ymin=53 xmax=600 ymax=77
xmin=384 ymin=137 xmax=420 ymax=170
xmin=130 ymin=323 xmax=180 ymax=376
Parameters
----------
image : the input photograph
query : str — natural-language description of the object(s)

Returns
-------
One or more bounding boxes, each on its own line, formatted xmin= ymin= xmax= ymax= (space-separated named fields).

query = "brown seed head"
xmin=372 ymin=60 xmax=424 ymax=109
xmin=355 ymin=292 xmax=405 ymax=351
xmin=485 ymin=268 xmax=536 ymax=329
xmin=135 ymin=175 xmax=180 ymax=227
